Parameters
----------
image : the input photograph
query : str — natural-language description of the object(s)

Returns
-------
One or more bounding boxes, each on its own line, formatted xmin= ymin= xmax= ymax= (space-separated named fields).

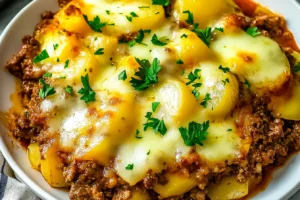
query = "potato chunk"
xmin=41 ymin=143 xmax=68 ymax=188
xmin=153 ymin=172 xmax=197 ymax=198
xmin=27 ymin=143 xmax=41 ymax=170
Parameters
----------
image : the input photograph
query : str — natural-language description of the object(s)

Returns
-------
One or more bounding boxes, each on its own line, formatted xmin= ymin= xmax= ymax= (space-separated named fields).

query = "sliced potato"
xmin=153 ymin=172 xmax=197 ymax=198
xmin=198 ymin=63 xmax=239 ymax=118
xmin=27 ymin=143 xmax=41 ymax=170
xmin=207 ymin=176 xmax=248 ymax=200
xmin=41 ymin=143 xmax=68 ymax=188
xmin=172 ymin=29 xmax=212 ymax=65
xmin=155 ymin=79 xmax=199 ymax=124
xmin=211 ymin=28 xmax=290 ymax=91
xmin=174 ymin=0 xmax=234 ymax=28
xmin=272 ymin=79 xmax=300 ymax=120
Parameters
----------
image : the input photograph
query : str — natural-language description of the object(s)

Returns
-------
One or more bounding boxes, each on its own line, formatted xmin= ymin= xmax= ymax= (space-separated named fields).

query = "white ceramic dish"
xmin=0 ymin=0 xmax=300 ymax=199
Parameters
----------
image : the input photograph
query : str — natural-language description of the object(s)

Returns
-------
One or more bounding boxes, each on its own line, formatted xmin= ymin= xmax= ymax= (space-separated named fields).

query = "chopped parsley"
xmin=186 ymin=69 xmax=202 ymax=100
xmin=130 ymin=12 xmax=139 ymax=17
xmin=144 ymin=116 xmax=167 ymax=136
xmin=135 ymin=130 xmax=142 ymax=139
xmin=128 ymin=29 xmax=148 ymax=47
xmin=53 ymin=44 xmax=59 ymax=50
xmin=106 ymin=10 xmax=110 ymax=15
xmin=201 ymin=93 xmax=211 ymax=108
xmin=151 ymin=34 xmax=168 ymax=46
xmin=227 ymin=128 xmax=233 ymax=132
xmin=94 ymin=48 xmax=104 ymax=55
xmin=293 ymin=62 xmax=300 ymax=73
xmin=130 ymin=58 xmax=162 ymax=91
xmin=181 ymin=34 xmax=188 ymax=38
xmin=43 ymin=72 xmax=52 ymax=78
xmin=83 ymin=15 xmax=106 ymax=33
xmin=118 ymin=70 xmax=127 ymax=81
xmin=179 ymin=121 xmax=210 ymax=146
xmin=33 ymin=50 xmax=49 ymax=64
xmin=57 ymin=58 xmax=60 ymax=62
xmin=64 ymin=60 xmax=69 ymax=69
xmin=125 ymin=164 xmax=134 ymax=170
xmin=183 ymin=10 xmax=194 ymax=25
xmin=176 ymin=59 xmax=184 ymax=65
xmin=218 ymin=65 xmax=230 ymax=73
xmin=215 ymin=27 xmax=224 ymax=32
xmin=65 ymin=85 xmax=73 ymax=94
xmin=147 ymin=150 xmax=151 ymax=155
xmin=244 ymin=79 xmax=251 ymax=88
xmin=152 ymin=102 xmax=160 ymax=112
xmin=126 ymin=16 xmax=132 ymax=22
xmin=193 ymin=25 xmax=212 ymax=47
xmin=246 ymin=27 xmax=261 ymax=37
xmin=108 ymin=23 xmax=115 ymax=26
xmin=152 ymin=0 xmax=170 ymax=6
xmin=39 ymin=79 xmax=56 ymax=99
xmin=222 ymin=78 xmax=230 ymax=85
xmin=78 ymin=74 xmax=96 ymax=103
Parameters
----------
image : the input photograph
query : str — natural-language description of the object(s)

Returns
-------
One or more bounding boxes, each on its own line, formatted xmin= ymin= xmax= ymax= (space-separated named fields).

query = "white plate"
xmin=0 ymin=0 xmax=300 ymax=200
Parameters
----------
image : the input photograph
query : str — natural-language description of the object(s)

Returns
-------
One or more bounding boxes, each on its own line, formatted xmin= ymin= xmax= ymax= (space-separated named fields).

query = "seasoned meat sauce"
xmin=4 ymin=0 xmax=300 ymax=199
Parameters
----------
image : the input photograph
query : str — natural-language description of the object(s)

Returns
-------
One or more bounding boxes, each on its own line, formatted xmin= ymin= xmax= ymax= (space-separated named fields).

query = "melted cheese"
xmin=27 ymin=0 xmax=293 ymax=197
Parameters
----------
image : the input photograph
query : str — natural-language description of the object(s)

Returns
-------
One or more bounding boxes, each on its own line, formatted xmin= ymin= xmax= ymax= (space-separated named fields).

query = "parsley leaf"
xmin=179 ymin=121 xmax=210 ymax=146
xmin=130 ymin=12 xmax=139 ymax=17
xmin=39 ymin=79 xmax=56 ymax=99
xmin=215 ymin=27 xmax=224 ymax=32
xmin=78 ymin=74 xmax=96 ymax=103
xmin=293 ymin=62 xmax=300 ymax=73
xmin=43 ymin=72 xmax=52 ymax=78
xmin=106 ymin=10 xmax=110 ymax=15
xmin=130 ymin=58 xmax=162 ymax=91
xmin=64 ymin=60 xmax=70 ymax=69
xmin=193 ymin=25 xmax=212 ymax=47
xmin=246 ymin=27 xmax=261 ymax=37
xmin=218 ymin=65 xmax=230 ymax=73
xmin=33 ymin=50 xmax=49 ymax=64
xmin=144 ymin=117 xmax=167 ymax=136
xmin=94 ymin=48 xmax=104 ymax=55
xmin=152 ymin=0 xmax=170 ymax=6
xmin=135 ymin=130 xmax=142 ymax=139
xmin=201 ymin=93 xmax=211 ymax=108
xmin=186 ymin=69 xmax=201 ymax=85
xmin=53 ymin=44 xmax=59 ymax=50
xmin=128 ymin=29 xmax=148 ymax=47
xmin=125 ymin=164 xmax=134 ymax=170
xmin=126 ymin=16 xmax=132 ymax=22
xmin=227 ymin=128 xmax=233 ymax=132
xmin=151 ymin=34 xmax=168 ymax=46
xmin=118 ymin=70 xmax=127 ymax=81
xmin=83 ymin=15 xmax=106 ymax=33
xmin=176 ymin=59 xmax=184 ymax=65
xmin=183 ymin=10 xmax=194 ymax=25
xmin=181 ymin=34 xmax=188 ymax=38
xmin=244 ymin=79 xmax=251 ymax=88
xmin=147 ymin=150 xmax=151 ymax=155
xmin=65 ymin=85 xmax=73 ymax=94
xmin=152 ymin=102 xmax=160 ymax=112
xmin=222 ymin=78 xmax=230 ymax=85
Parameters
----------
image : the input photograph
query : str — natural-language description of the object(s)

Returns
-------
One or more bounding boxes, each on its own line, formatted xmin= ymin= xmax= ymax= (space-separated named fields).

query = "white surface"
xmin=0 ymin=0 xmax=300 ymax=200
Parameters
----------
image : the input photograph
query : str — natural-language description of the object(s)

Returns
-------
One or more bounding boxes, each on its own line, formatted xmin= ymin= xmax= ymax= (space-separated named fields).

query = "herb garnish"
xmin=293 ymin=62 xmax=300 ymax=73
xmin=186 ymin=69 xmax=202 ymax=100
xmin=246 ymin=27 xmax=261 ymax=37
xmin=176 ymin=59 xmax=184 ymax=65
xmin=130 ymin=58 xmax=162 ymax=91
xmin=181 ymin=34 xmax=188 ymax=38
xmin=193 ymin=25 xmax=212 ymax=47
xmin=83 ymin=15 xmax=106 ymax=33
xmin=179 ymin=121 xmax=210 ymax=146
xmin=152 ymin=102 xmax=160 ymax=112
xmin=130 ymin=12 xmax=139 ymax=17
xmin=39 ymin=79 xmax=56 ymax=99
xmin=118 ymin=70 xmax=127 ymax=81
xmin=152 ymin=0 xmax=170 ymax=6
xmin=222 ymin=78 xmax=230 ymax=85
xmin=144 ymin=102 xmax=167 ymax=136
xmin=135 ymin=130 xmax=142 ymax=139
xmin=64 ymin=60 xmax=70 ymax=69
xmin=201 ymin=93 xmax=211 ymax=108
xmin=94 ymin=48 xmax=104 ymax=55
xmin=151 ymin=34 xmax=168 ymax=46
xmin=43 ymin=72 xmax=52 ymax=78
xmin=125 ymin=164 xmax=134 ymax=170
xmin=244 ymin=79 xmax=251 ymax=88
xmin=78 ymin=74 xmax=96 ymax=103
xmin=183 ymin=10 xmax=194 ymax=25
xmin=33 ymin=50 xmax=49 ymax=64
xmin=65 ymin=85 xmax=73 ymax=94
xmin=218 ymin=65 xmax=230 ymax=73
xmin=53 ymin=44 xmax=59 ymax=50
xmin=126 ymin=16 xmax=132 ymax=22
